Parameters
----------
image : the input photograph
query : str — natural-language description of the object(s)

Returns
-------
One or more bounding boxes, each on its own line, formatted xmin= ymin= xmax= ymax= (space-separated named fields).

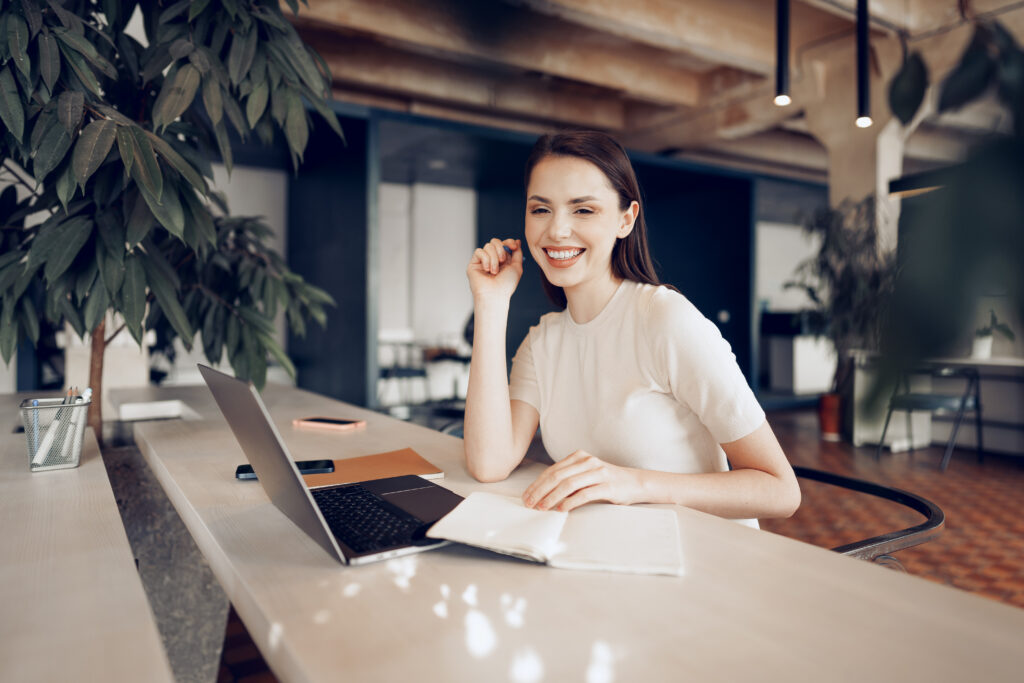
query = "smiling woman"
xmin=463 ymin=131 xmax=800 ymax=524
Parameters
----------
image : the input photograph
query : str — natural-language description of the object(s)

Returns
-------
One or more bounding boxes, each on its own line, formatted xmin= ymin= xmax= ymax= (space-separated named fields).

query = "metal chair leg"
xmin=974 ymin=377 xmax=984 ymax=463
xmin=940 ymin=394 xmax=971 ymax=472
xmin=877 ymin=405 xmax=896 ymax=460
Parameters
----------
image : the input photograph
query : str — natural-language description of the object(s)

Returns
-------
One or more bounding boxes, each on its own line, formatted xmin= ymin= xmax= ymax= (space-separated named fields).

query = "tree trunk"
xmin=88 ymin=318 xmax=105 ymax=446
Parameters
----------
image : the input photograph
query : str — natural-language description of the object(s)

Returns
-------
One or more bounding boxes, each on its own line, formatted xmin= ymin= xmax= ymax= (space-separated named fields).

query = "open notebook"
xmin=427 ymin=492 xmax=684 ymax=577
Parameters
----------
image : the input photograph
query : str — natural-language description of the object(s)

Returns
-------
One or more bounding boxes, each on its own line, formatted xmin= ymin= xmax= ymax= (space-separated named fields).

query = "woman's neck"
xmin=564 ymin=272 xmax=624 ymax=324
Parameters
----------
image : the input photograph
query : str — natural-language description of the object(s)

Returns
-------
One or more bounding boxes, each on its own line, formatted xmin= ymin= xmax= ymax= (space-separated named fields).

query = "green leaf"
xmin=0 ymin=66 xmax=24 ymax=142
xmin=116 ymin=126 xmax=134 ymax=176
xmin=7 ymin=14 xmax=30 ymax=79
xmin=145 ymin=130 xmax=207 ymax=195
xmin=27 ymin=215 xmax=92 ymax=283
xmin=181 ymin=186 xmax=216 ymax=246
xmin=125 ymin=189 xmax=154 ymax=246
xmin=201 ymin=76 xmax=222 ymax=125
xmin=57 ymin=90 xmax=84 ymax=134
xmin=0 ymin=300 xmax=16 ymax=364
xmin=140 ymin=250 xmax=193 ymax=343
xmin=72 ymin=119 xmax=117 ymax=188
xmin=284 ymin=91 xmax=308 ymax=163
xmin=226 ymin=313 xmax=240 ymax=355
xmin=138 ymin=181 xmax=185 ymax=237
xmin=75 ymin=258 xmax=98 ymax=302
xmin=140 ymin=45 xmax=173 ymax=83
xmin=168 ymin=38 xmax=194 ymax=61
xmin=307 ymin=94 xmax=344 ymax=142
xmin=212 ymin=119 xmax=233 ymax=173
xmin=889 ymin=52 xmax=928 ymax=126
xmin=128 ymin=125 xmax=163 ymax=200
xmin=939 ymin=28 xmax=996 ymax=112
xmin=55 ymin=161 xmax=76 ymax=211
xmin=189 ymin=0 xmax=211 ymax=21
xmin=22 ymin=0 xmax=44 ymax=38
xmin=95 ymin=103 xmax=134 ymax=125
xmin=227 ymin=27 xmax=257 ymax=86
xmin=54 ymin=27 xmax=117 ymax=79
xmin=46 ymin=0 xmax=84 ymax=34
xmin=95 ymin=210 xmax=125 ymax=256
xmin=57 ymin=41 xmax=102 ymax=96
xmin=83 ymin=275 xmax=110 ymax=332
xmin=259 ymin=331 xmax=296 ymax=378
xmin=37 ymin=31 xmax=61 ymax=93
xmin=246 ymin=79 xmax=268 ymax=127
xmin=188 ymin=46 xmax=210 ymax=73
xmin=96 ymin=240 xmax=124 ymax=298
xmin=33 ymin=119 xmax=73 ymax=182
xmin=19 ymin=297 xmax=40 ymax=346
xmin=220 ymin=90 xmax=247 ymax=137
xmin=121 ymin=253 xmax=146 ymax=341
xmin=155 ymin=63 xmax=201 ymax=130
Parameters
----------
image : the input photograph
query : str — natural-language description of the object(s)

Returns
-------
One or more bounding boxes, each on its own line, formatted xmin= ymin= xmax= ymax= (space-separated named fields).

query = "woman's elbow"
xmin=775 ymin=477 xmax=802 ymax=518
xmin=464 ymin=449 xmax=512 ymax=483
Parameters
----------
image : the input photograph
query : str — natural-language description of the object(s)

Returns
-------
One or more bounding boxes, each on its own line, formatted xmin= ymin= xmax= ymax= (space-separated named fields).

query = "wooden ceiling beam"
xmin=309 ymin=35 xmax=625 ymax=130
xmin=511 ymin=0 xmax=852 ymax=75
xmin=295 ymin=0 xmax=704 ymax=106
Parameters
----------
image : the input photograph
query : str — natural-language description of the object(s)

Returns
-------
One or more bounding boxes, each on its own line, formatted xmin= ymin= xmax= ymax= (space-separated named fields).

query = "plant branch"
xmin=2 ymin=161 xmax=39 ymax=197
xmin=104 ymin=322 xmax=126 ymax=345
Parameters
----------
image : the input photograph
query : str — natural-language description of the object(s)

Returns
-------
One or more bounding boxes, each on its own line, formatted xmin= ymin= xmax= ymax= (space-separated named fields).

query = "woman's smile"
xmin=542 ymin=247 xmax=586 ymax=268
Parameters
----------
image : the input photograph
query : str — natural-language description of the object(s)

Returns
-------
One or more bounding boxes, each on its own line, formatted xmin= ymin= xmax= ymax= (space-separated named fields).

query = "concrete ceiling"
xmin=290 ymin=0 xmax=1024 ymax=184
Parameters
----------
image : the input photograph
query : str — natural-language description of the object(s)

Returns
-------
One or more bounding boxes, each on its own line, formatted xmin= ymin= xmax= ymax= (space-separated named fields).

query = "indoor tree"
xmin=0 ymin=0 xmax=342 ymax=439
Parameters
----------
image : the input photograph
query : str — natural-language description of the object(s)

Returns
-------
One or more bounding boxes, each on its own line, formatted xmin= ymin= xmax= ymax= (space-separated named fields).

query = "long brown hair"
xmin=524 ymin=131 xmax=663 ymax=309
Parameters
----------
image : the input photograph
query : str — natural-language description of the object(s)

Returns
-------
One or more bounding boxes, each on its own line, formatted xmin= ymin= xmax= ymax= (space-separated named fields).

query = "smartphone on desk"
xmin=235 ymin=459 xmax=334 ymax=480
xmin=292 ymin=416 xmax=367 ymax=431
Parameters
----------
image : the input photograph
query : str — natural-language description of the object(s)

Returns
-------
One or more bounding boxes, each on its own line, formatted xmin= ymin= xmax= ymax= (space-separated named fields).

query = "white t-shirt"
xmin=509 ymin=280 xmax=765 ymax=479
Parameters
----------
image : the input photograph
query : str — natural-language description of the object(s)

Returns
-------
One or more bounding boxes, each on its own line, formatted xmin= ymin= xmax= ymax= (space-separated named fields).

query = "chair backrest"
xmin=793 ymin=467 xmax=944 ymax=566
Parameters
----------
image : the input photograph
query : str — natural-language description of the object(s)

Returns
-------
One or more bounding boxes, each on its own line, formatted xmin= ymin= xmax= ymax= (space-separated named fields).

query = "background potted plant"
xmin=0 ymin=0 xmax=341 ymax=441
xmin=972 ymin=309 xmax=1015 ymax=359
xmin=786 ymin=196 xmax=899 ymax=441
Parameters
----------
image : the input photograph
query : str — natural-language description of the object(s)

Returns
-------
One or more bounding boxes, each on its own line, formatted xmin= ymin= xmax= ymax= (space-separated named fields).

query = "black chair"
xmin=794 ymin=467 xmax=944 ymax=570
xmin=876 ymin=366 xmax=982 ymax=471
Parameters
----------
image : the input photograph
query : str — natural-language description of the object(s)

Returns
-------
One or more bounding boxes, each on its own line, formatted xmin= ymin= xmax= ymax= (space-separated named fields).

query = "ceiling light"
xmin=775 ymin=0 xmax=790 ymax=107
xmin=856 ymin=0 xmax=870 ymax=126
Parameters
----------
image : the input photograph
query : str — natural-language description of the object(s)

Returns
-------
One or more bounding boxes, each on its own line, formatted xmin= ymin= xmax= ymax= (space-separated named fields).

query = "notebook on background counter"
xmin=427 ymin=492 xmax=684 ymax=577
xmin=302 ymin=448 xmax=444 ymax=488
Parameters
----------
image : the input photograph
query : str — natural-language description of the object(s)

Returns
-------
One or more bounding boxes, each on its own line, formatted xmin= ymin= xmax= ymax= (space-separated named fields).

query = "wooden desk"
xmin=0 ymin=397 xmax=173 ymax=683
xmin=124 ymin=383 xmax=1024 ymax=682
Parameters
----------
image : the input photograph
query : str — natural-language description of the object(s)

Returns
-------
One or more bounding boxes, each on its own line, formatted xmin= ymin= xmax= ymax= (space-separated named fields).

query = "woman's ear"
xmin=617 ymin=201 xmax=640 ymax=239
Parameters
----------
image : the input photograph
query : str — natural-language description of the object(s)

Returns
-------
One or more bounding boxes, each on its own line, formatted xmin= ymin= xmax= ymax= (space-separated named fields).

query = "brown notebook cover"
xmin=302 ymin=448 xmax=444 ymax=488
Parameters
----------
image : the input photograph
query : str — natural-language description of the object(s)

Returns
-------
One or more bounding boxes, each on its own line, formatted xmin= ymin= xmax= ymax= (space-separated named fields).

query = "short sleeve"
xmin=508 ymin=332 xmax=541 ymax=412
xmin=645 ymin=290 xmax=765 ymax=444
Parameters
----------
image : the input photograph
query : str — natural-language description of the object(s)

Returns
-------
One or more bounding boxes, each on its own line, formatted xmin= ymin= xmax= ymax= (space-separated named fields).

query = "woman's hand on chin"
xmin=522 ymin=450 xmax=646 ymax=512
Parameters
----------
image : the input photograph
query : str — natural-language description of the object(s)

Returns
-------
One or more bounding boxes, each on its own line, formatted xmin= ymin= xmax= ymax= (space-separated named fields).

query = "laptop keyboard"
xmin=310 ymin=485 xmax=424 ymax=553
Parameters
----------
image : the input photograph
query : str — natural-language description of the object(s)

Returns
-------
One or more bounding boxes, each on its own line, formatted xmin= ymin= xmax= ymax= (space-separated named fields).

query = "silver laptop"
xmin=198 ymin=364 xmax=463 ymax=565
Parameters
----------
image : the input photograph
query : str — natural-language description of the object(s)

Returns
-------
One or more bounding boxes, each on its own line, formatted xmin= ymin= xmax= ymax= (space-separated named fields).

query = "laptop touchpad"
xmin=383 ymin=487 xmax=463 ymax=522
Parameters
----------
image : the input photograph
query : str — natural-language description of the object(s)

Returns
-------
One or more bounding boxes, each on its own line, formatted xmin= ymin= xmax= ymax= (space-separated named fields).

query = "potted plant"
xmin=786 ymin=196 xmax=899 ymax=441
xmin=972 ymin=309 xmax=1015 ymax=359
xmin=0 ymin=0 xmax=341 ymax=441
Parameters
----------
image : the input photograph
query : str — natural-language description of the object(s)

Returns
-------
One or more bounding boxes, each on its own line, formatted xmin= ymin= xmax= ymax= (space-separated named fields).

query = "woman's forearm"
xmin=639 ymin=467 xmax=801 ymax=520
xmin=463 ymin=298 xmax=521 ymax=481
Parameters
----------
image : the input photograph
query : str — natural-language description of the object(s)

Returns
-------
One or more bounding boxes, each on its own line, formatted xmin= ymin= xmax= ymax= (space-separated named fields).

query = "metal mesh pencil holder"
xmin=20 ymin=397 xmax=92 ymax=472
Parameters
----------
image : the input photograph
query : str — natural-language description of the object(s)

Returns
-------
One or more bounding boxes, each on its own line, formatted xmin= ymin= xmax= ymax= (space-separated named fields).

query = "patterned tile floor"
xmin=760 ymin=409 xmax=1024 ymax=609
xmin=216 ymin=407 xmax=1024 ymax=680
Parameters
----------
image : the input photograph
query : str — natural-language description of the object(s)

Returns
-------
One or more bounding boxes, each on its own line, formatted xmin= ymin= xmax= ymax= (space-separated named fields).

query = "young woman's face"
xmin=524 ymin=155 xmax=637 ymax=294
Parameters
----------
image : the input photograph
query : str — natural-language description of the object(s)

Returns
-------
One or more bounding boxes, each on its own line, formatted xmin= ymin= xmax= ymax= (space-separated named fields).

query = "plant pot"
xmin=971 ymin=335 xmax=993 ymax=359
xmin=818 ymin=393 xmax=841 ymax=442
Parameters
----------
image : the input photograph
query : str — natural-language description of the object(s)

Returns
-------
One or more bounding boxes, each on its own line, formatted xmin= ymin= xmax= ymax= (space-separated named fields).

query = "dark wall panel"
xmin=637 ymin=163 xmax=755 ymax=381
xmin=287 ymin=116 xmax=372 ymax=405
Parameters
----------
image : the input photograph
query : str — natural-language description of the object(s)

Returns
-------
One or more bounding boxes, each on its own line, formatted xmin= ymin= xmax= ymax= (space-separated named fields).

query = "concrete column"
xmin=803 ymin=40 xmax=904 ymax=252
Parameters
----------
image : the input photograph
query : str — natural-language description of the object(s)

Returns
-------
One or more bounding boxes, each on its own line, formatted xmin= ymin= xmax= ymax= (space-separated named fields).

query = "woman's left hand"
xmin=522 ymin=450 xmax=646 ymax=512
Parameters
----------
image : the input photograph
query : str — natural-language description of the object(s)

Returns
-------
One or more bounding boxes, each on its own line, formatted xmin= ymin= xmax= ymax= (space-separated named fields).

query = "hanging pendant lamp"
xmin=775 ymin=0 xmax=791 ymax=106
xmin=856 ymin=0 xmax=873 ymax=127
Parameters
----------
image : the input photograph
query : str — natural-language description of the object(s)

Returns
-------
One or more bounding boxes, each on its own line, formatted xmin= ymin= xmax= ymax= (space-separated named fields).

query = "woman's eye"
xmin=575 ymin=207 xmax=594 ymax=215
xmin=530 ymin=207 xmax=550 ymax=214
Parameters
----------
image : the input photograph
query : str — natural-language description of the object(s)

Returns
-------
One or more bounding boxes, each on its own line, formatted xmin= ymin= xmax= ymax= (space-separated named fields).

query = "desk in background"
xmin=0 ymin=394 xmax=173 ymax=683
xmin=115 ymin=382 xmax=1024 ymax=682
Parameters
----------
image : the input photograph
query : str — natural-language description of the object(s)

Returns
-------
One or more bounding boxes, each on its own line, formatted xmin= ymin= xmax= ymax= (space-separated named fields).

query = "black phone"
xmin=235 ymin=459 xmax=334 ymax=480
